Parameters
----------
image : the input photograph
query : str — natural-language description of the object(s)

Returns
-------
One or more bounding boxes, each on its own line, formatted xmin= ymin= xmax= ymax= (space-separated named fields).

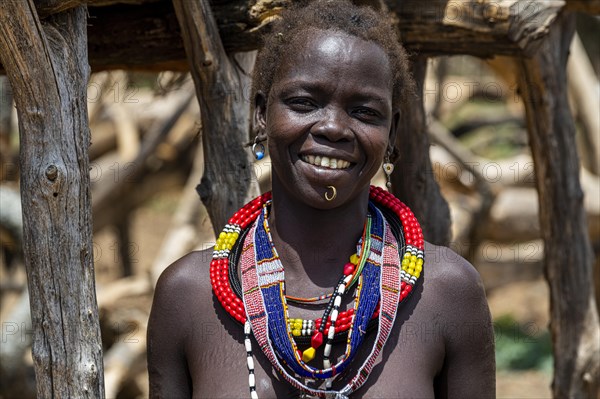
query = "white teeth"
xmin=301 ymin=155 xmax=350 ymax=170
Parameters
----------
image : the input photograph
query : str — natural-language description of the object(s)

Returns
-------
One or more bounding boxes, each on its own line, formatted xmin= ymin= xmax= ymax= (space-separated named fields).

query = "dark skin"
xmin=147 ymin=30 xmax=495 ymax=398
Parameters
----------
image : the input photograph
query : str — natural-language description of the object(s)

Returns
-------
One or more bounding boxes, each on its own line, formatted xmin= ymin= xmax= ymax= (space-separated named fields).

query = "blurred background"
xmin=0 ymin=12 xmax=598 ymax=399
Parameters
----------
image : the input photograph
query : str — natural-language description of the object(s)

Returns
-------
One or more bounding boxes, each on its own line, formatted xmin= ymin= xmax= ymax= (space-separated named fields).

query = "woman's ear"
xmin=253 ymin=91 xmax=268 ymax=141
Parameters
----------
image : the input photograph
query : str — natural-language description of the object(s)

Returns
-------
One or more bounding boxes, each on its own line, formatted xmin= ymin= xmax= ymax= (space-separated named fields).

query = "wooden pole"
xmin=392 ymin=57 xmax=452 ymax=246
xmin=515 ymin=12 xmax=600 ymax=397
xmin=172 ymin=0 xmax=259 ymax=234
xmin=0 ymin=2 xmax=105 ymax=397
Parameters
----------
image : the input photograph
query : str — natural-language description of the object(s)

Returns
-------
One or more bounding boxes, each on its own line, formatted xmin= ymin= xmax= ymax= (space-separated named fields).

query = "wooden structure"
xmin=0 ymin=0 xmax=598 ymax=397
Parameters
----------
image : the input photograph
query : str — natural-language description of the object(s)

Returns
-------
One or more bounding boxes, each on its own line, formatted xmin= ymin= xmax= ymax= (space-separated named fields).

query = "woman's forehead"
xmin=290 ymin=29 xmax=387 ymax=62
xmin=272 ymin=30 xmax=392 ymax=92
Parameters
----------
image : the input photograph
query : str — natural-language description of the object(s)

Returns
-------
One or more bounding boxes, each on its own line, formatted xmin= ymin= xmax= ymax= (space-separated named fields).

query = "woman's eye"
xmin=287 ymin=98 xmax=316 ymax=111
xmin=354 ymin=107 xmax=380 ymax=120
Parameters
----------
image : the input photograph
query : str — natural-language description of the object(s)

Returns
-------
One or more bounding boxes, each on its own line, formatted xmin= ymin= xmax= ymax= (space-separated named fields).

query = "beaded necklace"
xmin=213 ymin=195 xmax=378 ymax=344
xmin=210 ymin=186 xmax=424 ymax=398
xmin=243 ymin=201 xmax=382 ymax=380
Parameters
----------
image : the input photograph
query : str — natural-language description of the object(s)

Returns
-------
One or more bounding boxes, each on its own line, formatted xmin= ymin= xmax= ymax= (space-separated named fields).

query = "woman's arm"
xmin=434 ymin=247 xmax=496 ymax=398
xmin=147 ymin=258 xmax=196 ymax=398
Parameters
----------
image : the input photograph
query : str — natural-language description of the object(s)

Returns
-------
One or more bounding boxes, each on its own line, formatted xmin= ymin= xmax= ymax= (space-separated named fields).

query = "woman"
xmin=147 ymin=1 xmax=495 ymax=397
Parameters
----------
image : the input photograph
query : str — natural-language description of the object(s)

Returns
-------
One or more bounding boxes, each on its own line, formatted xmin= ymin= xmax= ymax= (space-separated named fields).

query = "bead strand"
xmin=322 ymin=272 xmax=353 ymax=370
xmin=244 ymin=321 xmax=259 ymax=399
xmin=300 ymin=275 xmax=346 ymax=364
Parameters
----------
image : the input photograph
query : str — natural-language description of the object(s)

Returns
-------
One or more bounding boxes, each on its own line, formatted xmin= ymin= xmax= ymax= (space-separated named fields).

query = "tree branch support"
xmin=515 ymin=11 xmax=600 ymax=397
xmin=0 ymin=1 xmax=104 ymax=397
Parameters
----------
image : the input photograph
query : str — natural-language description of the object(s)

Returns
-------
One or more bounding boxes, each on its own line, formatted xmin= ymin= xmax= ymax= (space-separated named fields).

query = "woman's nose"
xmin=311 ymin=107 xmax=353 ymax=142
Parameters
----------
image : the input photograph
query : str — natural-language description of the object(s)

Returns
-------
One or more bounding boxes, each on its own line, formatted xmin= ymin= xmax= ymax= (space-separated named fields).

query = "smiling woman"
xmin=147 ymin=1 xmax=495 ymax=398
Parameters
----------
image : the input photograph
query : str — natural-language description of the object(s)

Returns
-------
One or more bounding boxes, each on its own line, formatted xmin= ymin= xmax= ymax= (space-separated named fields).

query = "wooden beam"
xmin=565 ymin=0 xmax=600 ymax=13
xmin=0 ymin=2 xmax=104 ymax=397
xmin=87 ymin=2 xmax=188 ymax=71
xmin=391 ymin=0 xmax=566 ymax=57
xmin=36 ymin=0 xmax=136 ymax=16
xmin=35 ymin=0 xmax=600 ymax=17
xmin=0 ymin=0 xmax=574 ymax=72
xmin=515 ymin=11 xmax=600 ymax=397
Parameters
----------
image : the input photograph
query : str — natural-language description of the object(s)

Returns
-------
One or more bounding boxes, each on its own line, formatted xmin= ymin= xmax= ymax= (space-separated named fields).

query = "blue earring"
xmin=252 ymin=137 xmax=265 ymax=161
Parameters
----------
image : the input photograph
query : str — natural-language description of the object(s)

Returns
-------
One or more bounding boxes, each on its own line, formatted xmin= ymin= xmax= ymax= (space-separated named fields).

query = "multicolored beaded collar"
xmin=210 ymin=186 xmax=424 ymax=398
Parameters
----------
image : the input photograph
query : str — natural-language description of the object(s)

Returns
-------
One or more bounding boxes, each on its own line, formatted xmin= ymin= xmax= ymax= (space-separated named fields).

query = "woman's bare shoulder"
xmin=423 ymin=241 xmax=485 ymax=297
xmin=151 ymin=248 xmax=214 ymax=322
xmin=420 ymin=241 xmax=491 ymax=329
xmin=155 ymin=249 xmax=213 ymax=291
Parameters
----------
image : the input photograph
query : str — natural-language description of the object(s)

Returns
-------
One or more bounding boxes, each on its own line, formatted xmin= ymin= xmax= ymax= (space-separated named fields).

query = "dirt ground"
xmin=92 ymin=188 xmax=554 ymax=398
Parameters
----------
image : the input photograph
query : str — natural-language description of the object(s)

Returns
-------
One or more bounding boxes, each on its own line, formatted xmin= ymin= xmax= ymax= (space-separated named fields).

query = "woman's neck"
xmin=268 ymin=180 xmax=370 ymax=293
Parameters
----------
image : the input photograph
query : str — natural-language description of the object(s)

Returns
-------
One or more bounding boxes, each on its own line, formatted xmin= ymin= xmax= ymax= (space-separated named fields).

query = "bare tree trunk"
xmin=172 ymin=0 xmax=259 ymax=234
xmin=0 ymin=76 xmax=14 ymax=181
xmin=0 ymin=2 xmax=105 ymax=398
xmin=392 ymin=57 xmax=451 ymax=246
xmin=515 ymin=12 xmax=600 ymax=397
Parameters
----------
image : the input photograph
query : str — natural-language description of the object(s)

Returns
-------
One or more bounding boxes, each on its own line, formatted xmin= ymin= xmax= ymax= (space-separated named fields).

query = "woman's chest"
xmin=186 ymin=314 xmax=443 ymax=399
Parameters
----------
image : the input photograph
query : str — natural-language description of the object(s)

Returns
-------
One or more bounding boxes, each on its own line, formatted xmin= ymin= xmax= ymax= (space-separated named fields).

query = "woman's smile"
xmin=295 ymin=152 xmax=355 ymax=186
xmin=300 ymin=154 xmax=351 ymax=170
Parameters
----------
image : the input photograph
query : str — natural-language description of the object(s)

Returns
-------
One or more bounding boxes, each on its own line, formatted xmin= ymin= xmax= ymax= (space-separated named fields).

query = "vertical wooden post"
xmin=0 ymin=2 xmax=105 ymax=397
xmin=515 ymin=12 xmax=600 ymax=397
xmin=0 ymin=76 xmax=13 ymax=182
xmin=392 ymin=56 xmax=451 ymax=246
xmin=172 ymin=0 xmax=259 ymax=234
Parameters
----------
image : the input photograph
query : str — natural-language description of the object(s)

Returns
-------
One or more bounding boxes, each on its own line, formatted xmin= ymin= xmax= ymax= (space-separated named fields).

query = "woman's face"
xmin=256 ymin=29 xmax=396 ymax=208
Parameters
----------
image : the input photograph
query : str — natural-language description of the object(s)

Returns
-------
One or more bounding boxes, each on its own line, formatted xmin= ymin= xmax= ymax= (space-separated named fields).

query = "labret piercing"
xmin=324 ymin=185 xmax=337 ymax=201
